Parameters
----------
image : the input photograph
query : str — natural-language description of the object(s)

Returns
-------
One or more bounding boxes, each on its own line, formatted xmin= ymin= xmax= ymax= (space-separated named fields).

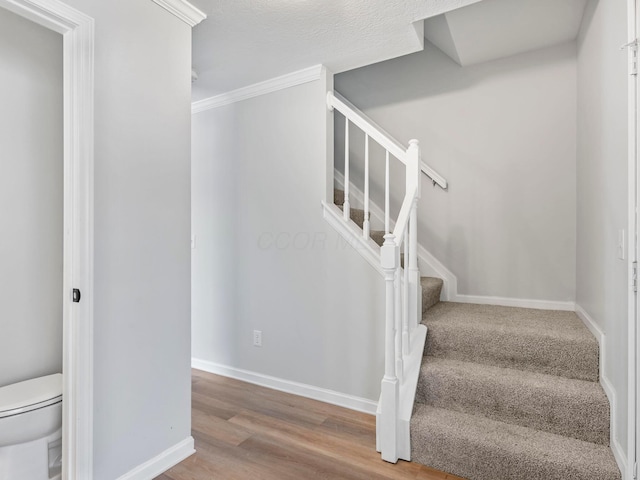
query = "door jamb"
xmin=629 ymin=0 xmax=639 ymax=479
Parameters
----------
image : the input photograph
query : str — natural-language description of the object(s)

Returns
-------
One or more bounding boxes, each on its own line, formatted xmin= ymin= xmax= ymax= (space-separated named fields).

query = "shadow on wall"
xmin=335 ymin=38 xmax=577 ymax=110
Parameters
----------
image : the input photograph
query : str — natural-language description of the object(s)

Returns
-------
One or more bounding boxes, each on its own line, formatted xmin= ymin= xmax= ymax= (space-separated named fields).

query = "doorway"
xmin=0 ymin=0 xmax=95 ymax=478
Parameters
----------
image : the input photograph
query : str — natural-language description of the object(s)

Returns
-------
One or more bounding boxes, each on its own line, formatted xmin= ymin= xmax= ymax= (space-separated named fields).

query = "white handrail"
xmin=421 ymin=161 xmax=448 ymax=190
xmin=392 ymin=186 xmax=417 ymax=245
xmin=327 ymin=90 xmax=448 ymax=190
xmin=328 ymin=91 xmax=407 ymax=163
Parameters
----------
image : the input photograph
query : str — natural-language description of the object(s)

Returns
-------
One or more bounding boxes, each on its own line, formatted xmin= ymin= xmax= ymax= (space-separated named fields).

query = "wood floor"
xmin=155 ymin=369 xmax=464 ymax=480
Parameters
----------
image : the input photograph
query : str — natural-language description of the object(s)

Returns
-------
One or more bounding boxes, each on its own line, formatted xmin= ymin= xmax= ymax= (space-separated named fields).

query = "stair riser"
xmin=416 ymin=360 xmax=610 ymax=445
xmin=425 ymin=325 xmax=599 ymax=382
xmin=421 ymin=278 xmax=442 ymax=313
xmin=410 ymin=426 xmax=619 ymax=480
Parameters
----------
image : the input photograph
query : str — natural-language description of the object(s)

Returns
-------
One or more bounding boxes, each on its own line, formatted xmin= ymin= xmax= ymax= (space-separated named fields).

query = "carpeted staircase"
xmin=334 ymin=189 xmax=621 ymax=480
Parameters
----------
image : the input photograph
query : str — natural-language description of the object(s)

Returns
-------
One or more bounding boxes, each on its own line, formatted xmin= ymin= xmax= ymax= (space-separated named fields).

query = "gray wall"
xmin=577 ymin=0 xmax=629 ymax=455
xmin=0 ymin=9 xmax=62 ymax=387
xmin=58 ymin=1 xmax=193 ymax=478
xmin=192 ymin=78 xmax=387 ymax=401
xmin=335 ymin=41 xmax=578 ymax=302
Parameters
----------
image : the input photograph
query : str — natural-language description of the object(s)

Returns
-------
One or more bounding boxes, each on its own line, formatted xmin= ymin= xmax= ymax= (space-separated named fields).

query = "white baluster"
xmin=380 ymin=234 xmax=399 ymax=463
xmin=385 ymin=150 xmax=390 ymax=235
xmin=363 ymin=134 xmax=370 ymax=239
xmin=343 ymin=118 xmax=351 ymax=222
xmin=403 ymin=231 xmax=410 ymax=355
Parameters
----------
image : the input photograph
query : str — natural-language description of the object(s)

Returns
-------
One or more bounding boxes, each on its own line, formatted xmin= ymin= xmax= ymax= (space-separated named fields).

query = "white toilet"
xmin=0 ymin=373 xmax=63 ymax=480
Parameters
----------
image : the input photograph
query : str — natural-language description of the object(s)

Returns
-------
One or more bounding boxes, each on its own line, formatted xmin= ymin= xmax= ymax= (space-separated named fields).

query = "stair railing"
xmin=327 ymin=91 xmax=422 ymax=463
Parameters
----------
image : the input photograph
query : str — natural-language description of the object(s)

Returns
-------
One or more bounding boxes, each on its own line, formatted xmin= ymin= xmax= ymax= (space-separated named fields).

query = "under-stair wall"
xmin=335 ymin=40 xmax=578 ymax=304
xmin=191 ymin=68 xmax=389 ymax=407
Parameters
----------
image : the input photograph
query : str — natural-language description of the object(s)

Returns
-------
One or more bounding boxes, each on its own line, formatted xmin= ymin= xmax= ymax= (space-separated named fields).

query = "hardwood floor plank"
xmin=155 ymin=371 xmax=464 ymax=480
xmin=191 ymin=407 xmax=253 ymax=446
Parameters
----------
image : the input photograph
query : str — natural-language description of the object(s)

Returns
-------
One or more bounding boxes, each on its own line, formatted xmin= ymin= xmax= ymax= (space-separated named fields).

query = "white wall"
xmin=576 ymin=0 xmax=629 ymax=458
xmin=53 ymin=1 xmax=193 ymax=479
xmin=0 ymin=8 xmax=62 ymax=387
xmin=192 ymin=77 xmax=388 ymax=402
xmin=334 ymin=41 xmax=578 ymax=302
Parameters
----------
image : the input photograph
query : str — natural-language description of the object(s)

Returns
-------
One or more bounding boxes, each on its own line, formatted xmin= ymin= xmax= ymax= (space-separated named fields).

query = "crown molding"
xmin=192 ymin=65 xmax=324 ymax=113
xmin=152 ymin=0 xmax=206 ymax=27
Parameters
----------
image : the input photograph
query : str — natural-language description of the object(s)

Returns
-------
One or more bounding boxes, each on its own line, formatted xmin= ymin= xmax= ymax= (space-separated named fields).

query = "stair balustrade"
xmin=327 ymin=91 xmax=423 ymax=463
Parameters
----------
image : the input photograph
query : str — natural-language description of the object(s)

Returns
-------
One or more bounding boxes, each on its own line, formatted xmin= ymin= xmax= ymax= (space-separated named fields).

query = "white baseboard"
xmin=116 ymin=436 xmax=195 ymax=480
xmin=575 ymin=304 xmax=628 ymax=478
xmin=334 ymin=169 xmax=456 ymax=299
xmin=453 ymin=294 xmax=575 ymax=311
xmin=192 ymin=358 xmax=378 ymax=415
xmin=322 ymin=201 xmax=383 ymax=276
xmin=334 ymin=169 xmax=574 ymax=311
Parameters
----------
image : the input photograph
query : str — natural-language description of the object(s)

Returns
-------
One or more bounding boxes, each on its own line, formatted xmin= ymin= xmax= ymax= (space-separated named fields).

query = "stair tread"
xmin=424 ymin=302 xmax=594 ymax=338
xmin=423 ymin=302 xmax=599 ymax=381
xmin=416 ymin=356 xmax=610 ymax=445
xmin=411 ymin=404 xmax=620 ymax=480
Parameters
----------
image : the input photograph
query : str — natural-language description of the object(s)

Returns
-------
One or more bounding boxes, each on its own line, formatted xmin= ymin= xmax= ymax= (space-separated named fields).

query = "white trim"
xmin=322 ymin=201 xmax=384 ymax=276
xmin=628 ymin=1 xmax=639 ymax=479
xmin=453 ymin=295 xmax=575 ymax=311
xmin=115 ymin=437 xmax=195 ymax=480
xmin=334 ymin=169 xmax=455 ymax=299
xmin=334 ymin=169 xmax=573 ymax=311
xmin=192 ymin=65 xmax=324 ymax=113
xmin=375 ymin=324 xmax=427 ymax=461
xmin=416 ymin=243 xmax=455 ymax=301
xmin=192 ymin=358 xmax=378 ymax=415
xmin=334 ymin=169 xmax=385 ymax=230
xmin=151 ymin=0 xmax=205 ymax=27
xmin=575 ymin=305 xmax=628 ymax=477
xmin=0 ymin=1 xmax=96 ymax=479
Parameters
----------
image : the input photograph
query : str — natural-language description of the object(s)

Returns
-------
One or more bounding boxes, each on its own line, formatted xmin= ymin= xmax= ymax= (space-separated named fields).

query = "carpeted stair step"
xmin=415 ymin=357 xmax=610 ymax=445
xmin=422 ymin=277 xmax=443 ymax=313
xmin=370 ymin=230 xmax=385 ymax=247
xmin=334 ymin=189 xmax=345 ymax=206
xmin=422 ymin=302 xmax=599 ymax=381
xmin=411 ymin=404 xmax=620 ymax=480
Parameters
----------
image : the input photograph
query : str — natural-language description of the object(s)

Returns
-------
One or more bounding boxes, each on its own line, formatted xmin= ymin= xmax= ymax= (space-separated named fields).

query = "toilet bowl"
xmin=0 ymin=374 xmax=63 ymax=480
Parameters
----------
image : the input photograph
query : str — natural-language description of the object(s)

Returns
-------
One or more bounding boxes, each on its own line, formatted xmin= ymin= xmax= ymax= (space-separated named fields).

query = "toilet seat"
xmin=0 ymin=374 xmax=62 ymax=419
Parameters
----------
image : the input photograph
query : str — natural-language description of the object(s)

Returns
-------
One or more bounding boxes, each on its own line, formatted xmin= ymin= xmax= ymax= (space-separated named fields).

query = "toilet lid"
xmin=0 ymin=373 xmax=62 ymax=418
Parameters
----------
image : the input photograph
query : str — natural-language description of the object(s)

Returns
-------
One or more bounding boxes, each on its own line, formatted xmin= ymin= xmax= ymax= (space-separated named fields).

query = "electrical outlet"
xmin=253 ymin=330 xmax=262 ymax=347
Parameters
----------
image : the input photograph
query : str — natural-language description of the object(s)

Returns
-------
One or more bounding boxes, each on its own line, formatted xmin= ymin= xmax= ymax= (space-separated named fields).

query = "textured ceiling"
xmin=190 ymin=0 xmax=481 ymax=100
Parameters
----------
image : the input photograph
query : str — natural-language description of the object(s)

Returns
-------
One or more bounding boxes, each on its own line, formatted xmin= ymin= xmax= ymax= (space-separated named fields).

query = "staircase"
xmin=325 ymin=91 xmax=621 ymax=479
xmin=414 ymin=302 xmax=620 ymax=480
xmin=333 ymin=188 xmax=620 ymax=480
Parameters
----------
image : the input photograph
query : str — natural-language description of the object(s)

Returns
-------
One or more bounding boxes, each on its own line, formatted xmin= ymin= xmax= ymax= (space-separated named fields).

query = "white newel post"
xmin=380 ymin=234 xmax=399 ymax=463
xmin=394 ymin=268 xmax=403 ymax=382
xmin=406 ymin=140 xmax=421 ymax=331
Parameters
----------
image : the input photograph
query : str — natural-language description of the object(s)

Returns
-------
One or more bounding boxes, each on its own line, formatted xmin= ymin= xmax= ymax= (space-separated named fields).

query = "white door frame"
xmin=630 ymin=0 xmax=639 ymax=479
xmin=0 ymin=1 xmax=94 ymax=479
